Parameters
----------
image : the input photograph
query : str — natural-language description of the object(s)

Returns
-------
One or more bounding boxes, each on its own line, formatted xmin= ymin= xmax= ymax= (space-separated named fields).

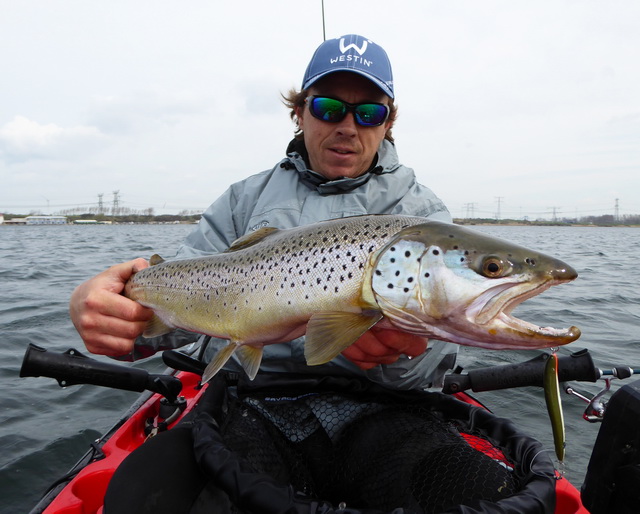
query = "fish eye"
xmin=481 ymin=257 xmax=505 ymax=278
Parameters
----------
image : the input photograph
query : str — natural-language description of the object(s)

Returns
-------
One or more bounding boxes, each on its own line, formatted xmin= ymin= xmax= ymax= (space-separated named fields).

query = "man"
xmin=70 ymin=34 xmax=457 ymax=390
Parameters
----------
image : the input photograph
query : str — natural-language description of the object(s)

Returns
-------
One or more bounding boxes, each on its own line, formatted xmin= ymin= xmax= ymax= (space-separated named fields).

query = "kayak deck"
xmin=34 ymin=371 xmax=204 ymax=514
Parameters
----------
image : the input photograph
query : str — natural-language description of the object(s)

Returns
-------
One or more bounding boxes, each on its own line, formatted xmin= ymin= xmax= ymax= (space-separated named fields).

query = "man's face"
xmin=296 ymin=72 xmax=392 ymax=180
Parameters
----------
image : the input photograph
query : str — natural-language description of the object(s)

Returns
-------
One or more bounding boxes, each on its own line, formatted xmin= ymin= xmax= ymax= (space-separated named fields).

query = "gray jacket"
xmin=131 ymin=139 xmax=458 ymax=390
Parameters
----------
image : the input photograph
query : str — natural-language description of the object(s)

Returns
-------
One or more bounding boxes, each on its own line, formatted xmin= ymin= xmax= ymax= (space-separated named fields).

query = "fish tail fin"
xmin=142 ymin=314 xmax=174 ymax=338
xmin=202 ymin=342 xmax=238 ymax=383
xmin=236 ymin=345 xmax=264 ymax=380
xmin=305 ymin=311 xmax=383 ymax=365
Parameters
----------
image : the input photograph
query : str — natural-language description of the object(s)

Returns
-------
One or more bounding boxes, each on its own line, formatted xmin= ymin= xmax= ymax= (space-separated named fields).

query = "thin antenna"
xmin=321 ymin=0 xmax=326 ymax=41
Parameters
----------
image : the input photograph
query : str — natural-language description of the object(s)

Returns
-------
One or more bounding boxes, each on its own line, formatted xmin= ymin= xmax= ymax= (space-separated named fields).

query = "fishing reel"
xmin=565 ymin=365 xmax=635 ymax=422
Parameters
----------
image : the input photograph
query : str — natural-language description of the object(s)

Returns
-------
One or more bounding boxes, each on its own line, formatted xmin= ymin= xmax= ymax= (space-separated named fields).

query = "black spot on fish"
xmin=432 ymin=250 xmax=440 ymax=255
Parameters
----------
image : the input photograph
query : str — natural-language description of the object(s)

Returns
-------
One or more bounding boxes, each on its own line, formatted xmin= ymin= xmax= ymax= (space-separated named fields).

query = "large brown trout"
xmin=124 ymin=215 xmax=580 ymax=382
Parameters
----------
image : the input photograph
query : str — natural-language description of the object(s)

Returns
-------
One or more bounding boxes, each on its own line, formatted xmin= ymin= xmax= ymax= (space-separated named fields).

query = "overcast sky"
xmin=1 ymin=0 xmax=638 ymax=220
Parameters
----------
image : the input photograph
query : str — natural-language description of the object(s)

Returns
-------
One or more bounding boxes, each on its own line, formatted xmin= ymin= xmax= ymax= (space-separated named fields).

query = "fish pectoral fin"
xmin=202 ymin=341 xmax=238 ymax=383
xmin=142 ymin=315 xmax=174 ymax=338
xmin=225 ymin=227 xmax=280 ymax=252
xmin=305 ymin=311 xmax=384 ymax=366
xmin=236 ymin=345 xmax=264 ymax=380
xmin=149 ymin=254 xmax=165 ymax=266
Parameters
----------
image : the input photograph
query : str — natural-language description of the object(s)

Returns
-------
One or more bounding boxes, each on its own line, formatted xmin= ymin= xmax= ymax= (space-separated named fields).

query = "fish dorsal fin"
xmin=225 ymin=227 xmax=279 ymax=252
xmin=149 ymin=254 xmax=165 ymax=266
xmin=236 ymin=345 xmax=264 ymax=380
xmin=201 ymin=341 xmax=238 ymax=383
xmin=305 ymin=311 xmax=383 ymax=366
xmin=142 ymin=314 xmax=174 ymax=338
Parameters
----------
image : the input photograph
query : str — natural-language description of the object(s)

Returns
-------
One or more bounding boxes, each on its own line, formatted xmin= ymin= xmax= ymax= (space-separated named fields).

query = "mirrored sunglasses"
xmin=306 ymin=96 xmax=390 ymax=127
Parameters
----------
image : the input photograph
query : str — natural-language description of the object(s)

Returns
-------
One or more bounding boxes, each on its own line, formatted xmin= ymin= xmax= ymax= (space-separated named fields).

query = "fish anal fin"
xmin=236 ymin=345 xmax=264 ymax=380
xmin=305 ymin=311 xmax=383 ymax=366
xmin=225 ymin=227 xmax=279 ymax=252
xmin=202 ymin=342 xmax=238 ymax=383
xmin=142 ymin=314 xmax=174 ymax=338
xmin=149 ymin=254 xmax=165 ymax=266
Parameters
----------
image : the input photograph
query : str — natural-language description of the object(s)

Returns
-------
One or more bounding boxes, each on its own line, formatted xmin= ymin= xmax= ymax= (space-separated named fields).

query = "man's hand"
xmin=342 ymin=326 xmax=428 ymax=370
xmin=69 ymin=258 xmax=154 ymax=356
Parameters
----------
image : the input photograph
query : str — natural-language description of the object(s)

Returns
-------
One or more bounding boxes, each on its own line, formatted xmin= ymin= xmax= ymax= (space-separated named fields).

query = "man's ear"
xmin=295 ymin=105 xmax=305 ymax=131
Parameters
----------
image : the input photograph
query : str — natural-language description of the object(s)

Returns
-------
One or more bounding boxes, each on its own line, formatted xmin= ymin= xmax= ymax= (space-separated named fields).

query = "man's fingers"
xmin=105 ymin=259 xmax=150 ymax=294
xmin=341 ymin=328 xmax=429 ymax=370
xmin=69 ymin=258 xmax=153 ymax=356
xmin=371 ymin=329 xmax=428 ymax=357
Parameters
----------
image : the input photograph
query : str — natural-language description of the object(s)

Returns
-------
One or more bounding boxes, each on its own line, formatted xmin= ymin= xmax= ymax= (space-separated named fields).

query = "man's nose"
xmin=335 ymin=112 xmax=358 ymax=136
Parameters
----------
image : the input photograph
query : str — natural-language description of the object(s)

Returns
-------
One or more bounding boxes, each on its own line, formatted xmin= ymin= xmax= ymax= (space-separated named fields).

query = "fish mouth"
xmin=467 ymin=278 xmax=581 ymax=348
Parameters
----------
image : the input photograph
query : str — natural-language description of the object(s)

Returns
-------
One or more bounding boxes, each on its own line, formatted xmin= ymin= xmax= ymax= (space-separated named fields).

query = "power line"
xmin=494 ymin=197 xmax=504 ymax=220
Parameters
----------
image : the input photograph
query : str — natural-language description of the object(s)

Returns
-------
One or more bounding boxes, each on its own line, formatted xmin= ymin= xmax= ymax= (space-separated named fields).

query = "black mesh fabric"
xmin=191 ymin=373 xmax=555 ymax=514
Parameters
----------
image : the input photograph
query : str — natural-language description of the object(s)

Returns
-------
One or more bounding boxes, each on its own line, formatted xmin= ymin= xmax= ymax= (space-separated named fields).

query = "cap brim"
xmin=303 ymin=69 xmax=394 ymax=99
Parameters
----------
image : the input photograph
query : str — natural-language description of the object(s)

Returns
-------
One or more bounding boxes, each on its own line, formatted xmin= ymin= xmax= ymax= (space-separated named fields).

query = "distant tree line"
xmin=456 ymin=214 xmax=640 ymax=226
xmin=4 ymin=210 xmax=201 ymax=224
xmin=69 ymin=212 xmax=202 ymax=223
xmin=6 ymin=209 xmax=639 ymax=226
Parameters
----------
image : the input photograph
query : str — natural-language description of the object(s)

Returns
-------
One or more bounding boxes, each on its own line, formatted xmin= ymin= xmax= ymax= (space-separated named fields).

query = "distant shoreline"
xmin=455 ymin=220 xmax=640 ymax=228
xmin=2 ymin=218 xmax=638 ymax=228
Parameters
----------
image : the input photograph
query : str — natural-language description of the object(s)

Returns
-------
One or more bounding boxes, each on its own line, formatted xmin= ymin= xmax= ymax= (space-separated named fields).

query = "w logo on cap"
xmin=339 ymin=38 xmax=368 ymax=55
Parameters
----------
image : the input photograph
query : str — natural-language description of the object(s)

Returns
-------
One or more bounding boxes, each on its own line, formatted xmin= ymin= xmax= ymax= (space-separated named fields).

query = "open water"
xmin=0 ymin=223 xmax=639 ymax=512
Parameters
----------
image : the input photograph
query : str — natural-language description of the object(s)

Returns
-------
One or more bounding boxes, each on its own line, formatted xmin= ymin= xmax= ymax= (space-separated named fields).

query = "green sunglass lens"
xmin=312 ymin=98 xmax=346 ymax=122
xmin=355 ymin=104 xmax=388 ymax=126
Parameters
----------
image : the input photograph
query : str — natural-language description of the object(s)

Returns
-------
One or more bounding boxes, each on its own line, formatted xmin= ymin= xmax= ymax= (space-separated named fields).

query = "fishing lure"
xmin=544 ymin=352 xmax=566 ymax=462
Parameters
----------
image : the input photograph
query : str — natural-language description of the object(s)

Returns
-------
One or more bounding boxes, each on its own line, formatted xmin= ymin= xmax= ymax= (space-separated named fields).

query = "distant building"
xmin=3 ymin=217 xmax=27 ymax=225
xmin=0 ymin=214 xmax=4 ymax=224
xmin=25 ymin=215 xmax=68 ymax=225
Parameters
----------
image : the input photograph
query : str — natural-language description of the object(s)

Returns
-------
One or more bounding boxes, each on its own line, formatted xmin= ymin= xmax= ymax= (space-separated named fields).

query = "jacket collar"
xmin=283 ymin=138 xmax=399 ymax=195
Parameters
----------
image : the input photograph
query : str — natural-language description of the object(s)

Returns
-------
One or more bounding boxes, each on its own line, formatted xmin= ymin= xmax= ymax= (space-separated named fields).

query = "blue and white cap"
xmin=302 ymin=34 xmax=394 ymax=98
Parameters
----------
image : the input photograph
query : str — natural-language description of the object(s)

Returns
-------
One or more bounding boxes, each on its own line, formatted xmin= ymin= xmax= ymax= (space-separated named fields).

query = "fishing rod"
xmin=443 ymin=348 xmax=640 ymax=422
xmin=20 ymin=342 xmax=640 ymax=441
